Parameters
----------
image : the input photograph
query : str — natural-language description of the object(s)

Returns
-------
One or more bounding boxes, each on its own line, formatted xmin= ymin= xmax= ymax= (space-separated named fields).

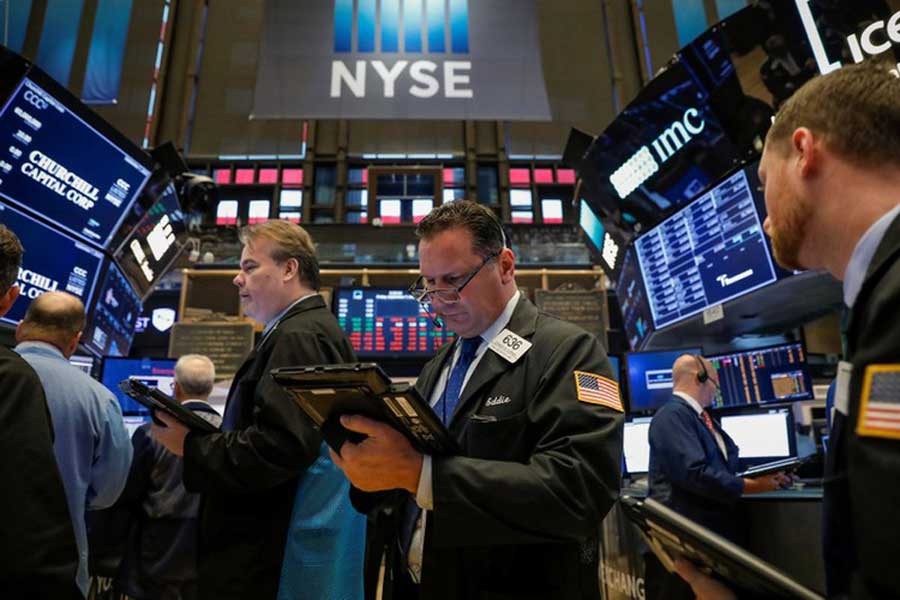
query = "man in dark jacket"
xmin=332 ymin=201 xmax=625 ymax=600
xmin=115 ymin=354 xmax=221 ymax=599
xmin=152 ymin=221 xmax=363 ymax=599
xmin=0 ymin=224 xmax=80 ymax=598
xmin=758 ymin=59 xmax=900 ymax=598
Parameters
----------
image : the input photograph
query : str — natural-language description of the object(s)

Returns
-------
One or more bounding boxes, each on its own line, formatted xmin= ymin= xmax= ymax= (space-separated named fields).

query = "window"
xmin=477 ymin=166 xmax=499 ymax=204
xmin=248 ymin=200 xmax=270 ymax=224
xmin=412 ymin=199 xmax=434 ymax=223
xmin=279 ymin=190 xmax=302 ymax=222
xmin=443 ymin=188 xmax=465 ymax=203
xmin=216 ymin=200 xmax=238 ymax=226
xmin=541 ymin=199 xmax=564 ymax=224
xmin=510 ymin=189 xmax=533 ymax=207
xmin=314 ymin=165 xmax=336 ymax=206
xmin=346 ymin=189 xmax=368 ymax=207
xmin=379 ymin=199 xmax=402 ymax=225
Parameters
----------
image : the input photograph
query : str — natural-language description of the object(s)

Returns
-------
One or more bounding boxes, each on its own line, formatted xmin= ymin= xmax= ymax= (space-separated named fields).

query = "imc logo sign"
xmin=331 ymin=0 xmax=473 ymax=99
xmin=252 ymin=0 xmax=552 ymax=120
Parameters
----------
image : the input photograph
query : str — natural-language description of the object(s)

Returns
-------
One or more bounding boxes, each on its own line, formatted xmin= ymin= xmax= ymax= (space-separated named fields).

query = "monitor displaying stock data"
xmin=709 ymin=341 xmax=813 ymax=407
xmin=101 ymin=357 xmax=176 ymax=416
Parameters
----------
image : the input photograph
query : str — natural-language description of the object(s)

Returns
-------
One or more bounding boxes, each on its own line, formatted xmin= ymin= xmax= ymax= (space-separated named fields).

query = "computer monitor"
xmin=332 ymin=287 xmax=455 ymax=358
xmin=131 ymin=289 xmax=179 ymax=353
xmin=123 ymin=415 xmax=149 ymax=437
xmin=69 ymin=354 xmax=96 ymax=377
xmin=83 ymin=260 xmax=143 ymax=357
xmin=616 ymin=246 xmax=654 ymax=351
xmin=608 ymin=355 xmax=620 ymax=381
xmin=101 ymin=357 xmax=176 ymax=416
xmin=0 ymin=201 xmax=104 ymax=325
xmin=719 ymin=406 xmax=797 ymax=467
xmin=0 ymin=69 xmax=152 ymax=249
xmin=579 ymin=199 xmax=626 ymax=280
xmin=624 ymin=416 xmax=653 ymax=474
xmin=625 ymin=347 xmax=702 ymax=413
xmin=709 ymin=342 xmax=813 ymax=407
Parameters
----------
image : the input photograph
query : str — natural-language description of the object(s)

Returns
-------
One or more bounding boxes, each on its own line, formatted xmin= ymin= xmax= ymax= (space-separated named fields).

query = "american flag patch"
xmin=857 ymin=365 xmax=900 ymax=440
xmin=574 ymin=371 xmax=623 ymax=412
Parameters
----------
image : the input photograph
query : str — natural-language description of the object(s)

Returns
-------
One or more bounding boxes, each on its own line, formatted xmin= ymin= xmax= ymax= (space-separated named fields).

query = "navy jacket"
xmin=648 ymin=396 xmax=744 ymax=542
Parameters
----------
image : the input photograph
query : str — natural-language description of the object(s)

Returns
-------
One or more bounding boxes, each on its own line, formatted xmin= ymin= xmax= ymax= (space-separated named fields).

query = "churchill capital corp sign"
xmin=252 ymin=0 xmax=552 ymax=120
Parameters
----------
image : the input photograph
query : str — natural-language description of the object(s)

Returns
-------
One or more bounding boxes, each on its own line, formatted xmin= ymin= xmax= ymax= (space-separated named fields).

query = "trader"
xmin=15 ymin=291 xmax=133 ymax=596
xmin=0 ymin=225 xmax=80 ymax=598
xmin=647 ymin=354 xmax=786 ymax=599
xmin=758 ymin=59 xmax=900 ymax=597
xmin=152 ymin=221 xmax=364 ymax=599
xmin=332 ymin=201 xmax=625 ymax=600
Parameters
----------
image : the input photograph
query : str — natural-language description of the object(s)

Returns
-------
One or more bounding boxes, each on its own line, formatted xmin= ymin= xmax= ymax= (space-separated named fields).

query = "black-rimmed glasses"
xmin=408 ymin=252 xmax=499 ymax=305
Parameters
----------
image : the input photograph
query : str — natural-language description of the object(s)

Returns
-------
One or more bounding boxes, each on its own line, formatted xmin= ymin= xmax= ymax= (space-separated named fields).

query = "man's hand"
xmin=329 ymin=415 xmax=424 ymax=494
xmin=673 ymin=558 xmax=737 ymax=600
xmin=150 ymin=411 xmax=189 ymax=457
xmin=743 ymin=471 xmax=792 ymax=494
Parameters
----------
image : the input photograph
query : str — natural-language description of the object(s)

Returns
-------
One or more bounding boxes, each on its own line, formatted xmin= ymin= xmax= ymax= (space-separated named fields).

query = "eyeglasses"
xmin=408 ymin=252 xmax=499 ymax=305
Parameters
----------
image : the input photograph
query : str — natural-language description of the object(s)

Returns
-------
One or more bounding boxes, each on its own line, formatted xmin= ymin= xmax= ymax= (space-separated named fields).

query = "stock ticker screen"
xmin=0 ymin=75 xmax=151 ymax=248
xmin=83 ymin=261 xmax=143 ymax=357
xmin=334 ymin=287 xmax=455 ymax=358
xmin=709 ymin=342 xmax=813 ymax=407
xmin=634 ymin=167 xmax=778 ymax=330
xmin=0 ymin=202 xmax=104 ymax=325
xmin=616 ymin=246 xmax=654 ymax=351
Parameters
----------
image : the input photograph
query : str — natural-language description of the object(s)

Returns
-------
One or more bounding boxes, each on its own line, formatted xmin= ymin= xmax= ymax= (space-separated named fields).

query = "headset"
xmin=694 ymin=355 xmax=709 ymax=384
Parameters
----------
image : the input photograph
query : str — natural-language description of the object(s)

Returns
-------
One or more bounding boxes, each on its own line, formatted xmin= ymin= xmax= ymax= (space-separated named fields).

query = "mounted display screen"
xmin=709 ymin=341 xmax=813 ymax=407
xmin=83 ymin=260 xmax=143 ymax=357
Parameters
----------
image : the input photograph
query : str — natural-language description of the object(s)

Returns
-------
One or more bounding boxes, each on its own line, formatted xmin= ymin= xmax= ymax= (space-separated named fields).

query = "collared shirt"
xmin=844 ymin=204 xmax=900 ymax=309
xmin=260 ymin=292 xmax=319 ymax=341
xmin=673 ymin=390 xmax=728 ymax=458
xmin=407 ymin=290 xmax=520 ymax=580
xmin=15 ymin=341 xmax=132 ymax=595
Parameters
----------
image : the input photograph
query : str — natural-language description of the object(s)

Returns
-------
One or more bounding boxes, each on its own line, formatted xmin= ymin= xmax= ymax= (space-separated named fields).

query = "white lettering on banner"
xmin=17 ymin=268 xmax=61 ymax=300
xmin=13 ymin=106 xmax=41 ymax=130
xmin=20 ymin=150 xmax=100 ymax=211
xmin=716 ymin=268 xmax=754 ymax=288
xmin=330 ymin=60 xmax=473 ymax=99
xmin=602 ymin=232 xmax=620 ymax=270
xmin=23 ymin=90 xmax=48 ymax=110
xmin=600 ymin=561 xmax=645 ymax=600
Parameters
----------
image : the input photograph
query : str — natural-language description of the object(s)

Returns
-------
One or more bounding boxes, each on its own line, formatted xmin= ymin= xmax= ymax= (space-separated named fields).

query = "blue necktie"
xmin=440 ymin=336 xmax=482 ymax=425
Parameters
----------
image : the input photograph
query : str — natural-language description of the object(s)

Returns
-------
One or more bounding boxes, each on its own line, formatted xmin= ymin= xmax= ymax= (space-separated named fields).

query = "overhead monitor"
xmin=101 ymin=357 xmax=175 ymax=416
xmin=333 ymin=287 xmax=455 ymax=358
xmin=0 ymin=201 xmax=104 ymax=325
xmin=633 ymin=166 xmax=778 ymax=330
xmin=83 ymin=260 xmax=143 ymax=357
xmin=708 ymin=342 xmax=813 ymax=407
xmin=624 ymin=416 xmax=652 ymax=474
xmin=616 ymin=246 xmax=654 ymax=350
xmin=131 ymin=289 xmax=179 ymax=352
xmin=0 ymin=70 xmax=152 ymax=248
xmin=625 ymin=347 xmax=702 ymax=414
xmin=579 ymin=199 xmax=626 ymax=281
xmin=719 ymin=406 xmax=796 ymax=466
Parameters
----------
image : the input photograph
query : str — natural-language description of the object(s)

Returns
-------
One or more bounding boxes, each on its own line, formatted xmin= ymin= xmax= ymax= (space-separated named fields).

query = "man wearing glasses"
xmin=331 ymin=201 xmax=624 ymax=600
xmin=645 ymin=354 xmax=788 ymax=600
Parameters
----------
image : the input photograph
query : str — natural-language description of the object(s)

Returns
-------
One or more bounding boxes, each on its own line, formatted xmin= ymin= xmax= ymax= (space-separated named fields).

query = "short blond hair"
xmin=239 ymin=220 xmax=320 ymax=290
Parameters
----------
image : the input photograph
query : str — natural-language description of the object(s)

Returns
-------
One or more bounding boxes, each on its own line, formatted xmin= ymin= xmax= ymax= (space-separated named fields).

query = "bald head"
xmin=174 ymin=354 xmax=216 ymax=401
xmin=16 ymin=291 xmax=86 ymax=357
xmin=672 ymin=353 xmax=718 ymax=407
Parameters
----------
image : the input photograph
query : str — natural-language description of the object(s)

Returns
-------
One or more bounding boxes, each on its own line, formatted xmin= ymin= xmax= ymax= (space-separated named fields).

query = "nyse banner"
xmin=253 ymin=0 xmax=552 ymax=120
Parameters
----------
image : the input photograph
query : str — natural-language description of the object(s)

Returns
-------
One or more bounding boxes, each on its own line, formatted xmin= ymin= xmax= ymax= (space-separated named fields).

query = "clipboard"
xmin=270 ymin=363 xmax=459 ymax=455
xmin=619 ymin=496 xmax=823 ymax=599
xmin=118 ymin=378 xmax=220 ymax=434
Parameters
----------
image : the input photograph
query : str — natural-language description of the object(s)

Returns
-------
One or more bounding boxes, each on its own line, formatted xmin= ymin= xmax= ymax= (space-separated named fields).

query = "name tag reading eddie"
xmin=489 ymin=329 xmax=532 ymax=364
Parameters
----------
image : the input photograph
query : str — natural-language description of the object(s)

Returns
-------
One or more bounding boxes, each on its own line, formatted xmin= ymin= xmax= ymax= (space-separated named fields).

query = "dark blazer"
xmin=0 ymin=345 xmax=80 ymax=598
xmin=182 ymin=295 xmax=356 ymax=600
xmin=648 ymin=395 xmax=744 ymax=542
xmin=828 ymin=211 xmax=900 ymax=598
xmin=356 ymin=296 xmax=624 ymax=600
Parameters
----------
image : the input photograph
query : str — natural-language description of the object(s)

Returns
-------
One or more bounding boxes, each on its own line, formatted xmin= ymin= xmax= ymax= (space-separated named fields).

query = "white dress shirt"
xmin=673 ymin=390 xmax=728 ymax=458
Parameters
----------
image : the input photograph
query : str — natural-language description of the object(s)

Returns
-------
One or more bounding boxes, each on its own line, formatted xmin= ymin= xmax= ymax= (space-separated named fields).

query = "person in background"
xmin=15 ymin=290 xmax=132 ymax=597
xmin=646 ymin=354 xmax=788 ymax=600
xmin=152 ymin=221 xmax=364 ymax=600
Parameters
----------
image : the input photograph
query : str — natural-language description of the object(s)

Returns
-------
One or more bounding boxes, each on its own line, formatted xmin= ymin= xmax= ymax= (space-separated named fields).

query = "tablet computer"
xmin=118 ymin=378 xmax=220 ymax=434
xmin=271 ymin=363 xmax=459 ymax=455
xmin=738 ymin=454 xmax=815 ymax=478
xmin=619 ymin=496 xmax=823 ymax=599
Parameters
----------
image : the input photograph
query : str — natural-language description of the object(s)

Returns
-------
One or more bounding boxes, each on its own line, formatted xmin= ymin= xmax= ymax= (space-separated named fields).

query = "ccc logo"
xmin=23 ymin=90 xmax=48 ymax=110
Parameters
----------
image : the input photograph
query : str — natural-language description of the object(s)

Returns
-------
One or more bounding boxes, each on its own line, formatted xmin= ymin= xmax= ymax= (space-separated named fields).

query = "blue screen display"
xmin=0 ymin=76 xmax=151 ymax=248
xmin=634 ymin=167 xmax=778 ymax=330
xmin=608 ymin=355 xmax=620 ymax=382
xmin=0 ymin=201 xmax=104 ymax=324
xmin=101 ymin=357 xmax=175 ymax=416
xmin=333 ymin=287 xmax=455 ymax=357
xmin=83 ymin=260 xmax=142 ymax=357
xmin=709 ymin=342 xmax=813 ymax=407
xmin=616 ymin=246 xmax=654 ymax=351
xmin=580 ymin=198 xmax=605 ymax=252
xmin=626 ymin=347 xmax=701 ymax=413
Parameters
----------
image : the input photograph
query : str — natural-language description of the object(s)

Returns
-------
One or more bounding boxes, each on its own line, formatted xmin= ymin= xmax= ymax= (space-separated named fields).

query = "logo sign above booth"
xmin=252 ymin=0 xmax=551 ymax=120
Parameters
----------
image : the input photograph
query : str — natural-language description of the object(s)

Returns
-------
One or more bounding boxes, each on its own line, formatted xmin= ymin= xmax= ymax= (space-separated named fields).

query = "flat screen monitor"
xmin=719 ymin=406 xmax=796 ymax=466
xmin=626 ymin=347 xmax=702 ymax=413
xmin=83 ymin=260 xmax=143 ymax=357
xmin=608 ymin=355 xmax=620 ymax=381
xmin=123 ymin=415 xmax=149 ymax=437
xmin=579 ymin=199 xmax=626 ymax=280
xmin=616 ymin=246 xmax=654 ymax=350
xmin=624 ymin=416 xmax=652 ymax=474
xmin=101 ymin=357 xmax=176 ymax=416
xmin=69 ymin=354 xmax=96 ymax=377
xmin=112 ymin=183 xmax=187 ymax=298
xmin=633 ymin=166 xmax=779 ymax=331
xmin=333 ymin=287 xmax=455 ymax=358
xmin=131 ymin=290 xmax=179 ymax=352
xmin=709 ymin=342 xmax=813 ymax=407
xmin=0 ymin=71 xmax=152 ymax=248
xmin=0 ymin=201 xmax=104 ymax=325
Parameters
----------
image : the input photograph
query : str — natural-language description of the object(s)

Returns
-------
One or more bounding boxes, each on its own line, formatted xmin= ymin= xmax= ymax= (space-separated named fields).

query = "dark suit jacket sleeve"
xmin=182 ymin=330 xmax=331 ymax=494
xmin=429 ymin=331 xmax=624 ymax=546
xmin=115 ymin=425 xmax=154 ymax=512
xmin=650 ymin=407 xmax=744 ymax=502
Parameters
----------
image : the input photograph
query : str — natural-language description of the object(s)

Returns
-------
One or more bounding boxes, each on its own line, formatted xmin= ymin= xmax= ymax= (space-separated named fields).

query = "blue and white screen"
xmin=626 ymin=347 xmax=701 ymax=413
xmin=101 ymin=357 xmax=175 ymax=416
xmin=83 ymin=261 xmax=142 ymax=357
xmin=634 ymin=168 xmax=778 ymax=329
xmin=0 ymin=202 xmax=104 ymax=324
xmin=0 ymin=77 xmax=151 ymax=248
